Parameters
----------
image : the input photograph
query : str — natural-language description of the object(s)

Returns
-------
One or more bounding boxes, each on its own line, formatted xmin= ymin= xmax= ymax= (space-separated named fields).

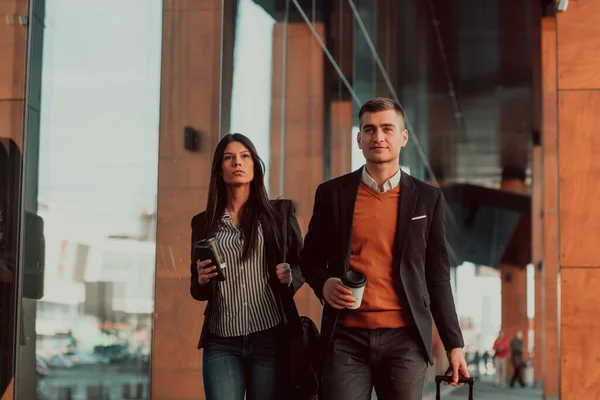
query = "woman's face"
xmin=221 ymin=141 xmax=255 ymax=186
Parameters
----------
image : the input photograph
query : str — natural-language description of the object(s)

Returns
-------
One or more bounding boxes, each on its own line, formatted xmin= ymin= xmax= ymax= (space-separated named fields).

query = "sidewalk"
xmin=369 ymin=375 xmax=543 ymax=399
xmin=422 ymin=377 xmax=543 ymax=399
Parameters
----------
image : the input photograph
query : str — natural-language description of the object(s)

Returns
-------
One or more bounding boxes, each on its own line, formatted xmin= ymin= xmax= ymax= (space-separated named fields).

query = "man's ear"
xmin=401 ymin=128 xmax=409 ymax=147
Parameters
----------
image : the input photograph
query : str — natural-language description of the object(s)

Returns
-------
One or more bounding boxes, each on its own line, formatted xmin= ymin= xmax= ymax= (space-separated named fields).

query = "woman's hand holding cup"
xmin=197 ymin=260 xmax=218 ymax=284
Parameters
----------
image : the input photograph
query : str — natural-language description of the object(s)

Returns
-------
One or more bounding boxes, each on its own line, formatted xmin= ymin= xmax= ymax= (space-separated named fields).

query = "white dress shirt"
xmin=361 ymin=166 xmax=401 ymax=193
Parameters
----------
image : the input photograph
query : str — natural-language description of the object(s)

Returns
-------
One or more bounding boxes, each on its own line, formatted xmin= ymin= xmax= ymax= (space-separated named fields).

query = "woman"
xmin=190 ymin=133 xmax=304 ymax=400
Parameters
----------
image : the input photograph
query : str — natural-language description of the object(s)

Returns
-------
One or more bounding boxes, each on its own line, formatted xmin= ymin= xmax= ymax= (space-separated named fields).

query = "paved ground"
xmin=422 ymin=375 xmax=543 ymax=400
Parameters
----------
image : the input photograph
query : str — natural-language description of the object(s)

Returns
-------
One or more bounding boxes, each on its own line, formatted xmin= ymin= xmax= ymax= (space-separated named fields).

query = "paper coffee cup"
xmin=340 ymin=270 xmax=367 ymax=309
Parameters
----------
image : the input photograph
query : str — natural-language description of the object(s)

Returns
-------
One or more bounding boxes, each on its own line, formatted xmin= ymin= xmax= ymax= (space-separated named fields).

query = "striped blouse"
xmin=208 ymin=210 xmax=282 ymax=337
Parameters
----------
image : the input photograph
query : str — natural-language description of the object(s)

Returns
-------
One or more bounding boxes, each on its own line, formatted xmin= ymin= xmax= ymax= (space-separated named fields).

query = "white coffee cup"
xmin=340 ymin=270 xmax=367 ymax=309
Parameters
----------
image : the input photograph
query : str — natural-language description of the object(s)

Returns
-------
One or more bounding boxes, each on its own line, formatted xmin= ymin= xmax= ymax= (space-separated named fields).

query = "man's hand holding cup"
xmin=323 ymin=278 xmax=356 ymax=309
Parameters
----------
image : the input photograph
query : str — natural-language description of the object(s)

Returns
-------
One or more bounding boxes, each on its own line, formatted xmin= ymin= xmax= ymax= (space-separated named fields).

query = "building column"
xmin=269 ymin=21 xmax=325 ymax=323
xmin=499 ymin=178 xmax=529 ymax=378
xmin=554 ymin=3 xmax=600 ymax=399
xmin=329 ymin=100 xmax=352 ymax=179
xmin=541 ymin=16 xmax=559 ymax=400
xmin=530 ymin=0 xmax=544 ymax=386
xmin=532 ymin=145 xmax=544 ymax=386
xmin=153 ymin=1 xmax=224 ymax=399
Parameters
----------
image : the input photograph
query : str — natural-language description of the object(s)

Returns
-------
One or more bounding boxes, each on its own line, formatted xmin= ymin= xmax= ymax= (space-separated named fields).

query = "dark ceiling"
xmin=249 ymin=0 xmax=538 ymax=267
xmin=251 ymin=0 xmax=538 ymax=184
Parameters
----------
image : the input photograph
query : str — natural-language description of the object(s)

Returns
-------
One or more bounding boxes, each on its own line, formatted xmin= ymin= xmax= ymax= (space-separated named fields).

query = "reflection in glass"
xmin=16 ymin=0 xmax=163 ymax=399
xmin=229 ymin=0 xmax=276 ymax=192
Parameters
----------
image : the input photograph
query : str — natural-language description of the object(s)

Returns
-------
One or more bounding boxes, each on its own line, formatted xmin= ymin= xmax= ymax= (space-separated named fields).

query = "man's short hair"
xmin=358 ymin=97 xmax=406 ymax=127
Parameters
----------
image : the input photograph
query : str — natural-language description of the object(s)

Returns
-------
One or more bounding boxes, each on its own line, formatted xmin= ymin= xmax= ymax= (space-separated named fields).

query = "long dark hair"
xmin=202 ymin=133 xmax=282 ymax=261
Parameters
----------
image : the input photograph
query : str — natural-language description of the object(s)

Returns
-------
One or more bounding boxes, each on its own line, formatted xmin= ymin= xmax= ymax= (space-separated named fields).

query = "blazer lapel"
xmin=395 ymin=171 xmax=418 ymax=262
xmin=340 ymin=168 xmax=362 ymax=271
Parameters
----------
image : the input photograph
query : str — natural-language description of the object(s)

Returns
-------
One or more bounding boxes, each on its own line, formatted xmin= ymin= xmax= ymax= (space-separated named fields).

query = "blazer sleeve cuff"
xmin=310 ymin=269 xmax=334 ymax=300
xmin=190 ymin=281 xmax=212 ymax=301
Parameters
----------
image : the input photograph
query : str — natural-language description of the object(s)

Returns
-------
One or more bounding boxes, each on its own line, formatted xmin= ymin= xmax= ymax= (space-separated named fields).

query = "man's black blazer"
xmin=190 ymin=199 xmax=304 ymax=349
xmin=300 ymin=168 xmax=464 ymax=364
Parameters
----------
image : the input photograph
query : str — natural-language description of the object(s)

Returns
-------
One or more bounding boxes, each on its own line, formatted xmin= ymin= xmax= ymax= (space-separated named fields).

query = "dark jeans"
xmin=323 ymin=325 xmax=427 ymax=400
xmin=203 ymin=325 xmax=285 ymax=400
xmin=510 ymin=365 xmax=526 ymax=387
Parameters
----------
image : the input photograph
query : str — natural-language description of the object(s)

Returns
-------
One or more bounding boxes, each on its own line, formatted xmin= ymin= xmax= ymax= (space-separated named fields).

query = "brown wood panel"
xmin=561 ymin=267 xmax=600 ymax=399
xmin=271 ymin=22 xmax=325 ymax=324
xmin=541 ymin=16 xmax=558 ymax=214
xmin=163 ymin=0 xmax=221 ymax=11
xmin=283 ymin=23 xmax=325 ymax=224
xmin=558 ymin=90 xmax=600 ymax=267
xmin=531 ymin=3 xmax=542 ymax=135
xmin=543 ymin=213 xmax=560 ymax=396
xmin=532 ymin=147 xmax=542 ymax=264
xmin=557 ymin=0 xmax=600 ymax=89
xmin=542 ymin=22 xmax=560 ymax=391
xmin=329 ymin=100 xmax=352 ymax=179
xmin=542 ymin=15 xmax=559 ymax=398
xmin=154 ymin=5 xmax=223 ymax=399
xmin=158 ymin=9 xmax=222 ymax=160
xmin=153 ymin=276 xmax=205 ymax=400
xmin=268 ymin=23 xmax=285 ymax=198
xmin=0 ymin=0 xmax=28 ymax=100
xmin=155 ymin=188 xmax=208 ymax=279
xmin=270 ymin=22 xmax=325 ymax=226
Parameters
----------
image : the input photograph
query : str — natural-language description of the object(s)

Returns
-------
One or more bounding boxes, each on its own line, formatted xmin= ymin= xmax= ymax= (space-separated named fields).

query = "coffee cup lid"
xmin=341 ymin=270 xmax=367 ymax=288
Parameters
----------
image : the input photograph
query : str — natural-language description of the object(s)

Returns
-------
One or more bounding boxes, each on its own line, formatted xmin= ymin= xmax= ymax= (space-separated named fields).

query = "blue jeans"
xmin=203 ymin=325 xmax=285 ymax=400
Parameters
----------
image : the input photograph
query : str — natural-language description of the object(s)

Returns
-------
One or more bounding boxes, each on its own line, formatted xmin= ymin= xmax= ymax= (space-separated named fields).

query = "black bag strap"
xmin=281 ymin=199 xmax=288 ymax=262
xmin=277 ymin=200 xmax=304 ymax=334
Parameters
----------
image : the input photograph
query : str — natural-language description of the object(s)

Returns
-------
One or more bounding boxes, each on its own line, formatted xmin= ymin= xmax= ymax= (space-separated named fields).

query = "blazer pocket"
xmin=411 ymin=215 xmax=427 ymax=226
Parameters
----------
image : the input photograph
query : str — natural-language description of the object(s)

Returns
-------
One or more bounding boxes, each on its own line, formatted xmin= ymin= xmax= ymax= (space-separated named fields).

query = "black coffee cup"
xmin=340 ymin=270 xmax=367 ymax=309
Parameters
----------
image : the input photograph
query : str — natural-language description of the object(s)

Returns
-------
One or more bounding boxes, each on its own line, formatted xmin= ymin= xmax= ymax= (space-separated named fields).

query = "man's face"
xmin=515 ymin=330 xmax=523 ymax=340
xmin=357 ymin=109 xmax=408 ymax=165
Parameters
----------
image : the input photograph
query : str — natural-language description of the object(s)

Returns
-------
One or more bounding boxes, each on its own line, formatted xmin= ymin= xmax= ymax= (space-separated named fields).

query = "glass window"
xmin=15 ymin=1 xmax=163 ymax=399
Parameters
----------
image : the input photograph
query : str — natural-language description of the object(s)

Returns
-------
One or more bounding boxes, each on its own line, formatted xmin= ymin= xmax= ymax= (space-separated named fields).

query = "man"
xmin=492 ymin=330 xmax=509 ymax=387
xmin=509 ymin=330 xmax=526 ymax=388
xmin=300 ymin=98 xmax=468 ymax=400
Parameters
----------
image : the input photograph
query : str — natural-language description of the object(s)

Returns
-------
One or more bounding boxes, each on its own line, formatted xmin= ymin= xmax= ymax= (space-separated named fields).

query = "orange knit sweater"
xmin=339 ymin=181 xmax=414 ymax=329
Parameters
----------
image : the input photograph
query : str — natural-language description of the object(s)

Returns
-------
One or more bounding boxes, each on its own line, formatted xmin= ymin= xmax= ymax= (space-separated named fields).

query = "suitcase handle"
xmin=435 ymin=375 xmax=474 ymax=400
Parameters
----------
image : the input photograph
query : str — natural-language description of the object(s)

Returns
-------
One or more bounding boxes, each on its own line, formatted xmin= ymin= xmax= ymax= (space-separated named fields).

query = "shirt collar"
xmin=361 ymin=165 xmax=401 ymax=193
xmin=222 ymin=209 xmax=232 ymax=221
